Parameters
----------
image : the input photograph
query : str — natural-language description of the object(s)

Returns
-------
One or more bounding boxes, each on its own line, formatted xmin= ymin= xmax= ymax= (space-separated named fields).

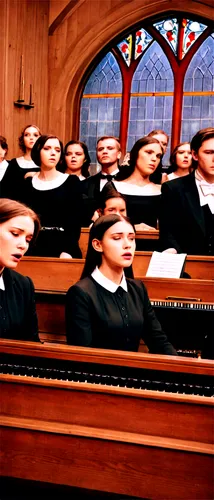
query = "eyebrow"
xmin=111 ymin=231 xmax=135 ymax=235
xmin=10 ymin=226 xmax=33 ymax=237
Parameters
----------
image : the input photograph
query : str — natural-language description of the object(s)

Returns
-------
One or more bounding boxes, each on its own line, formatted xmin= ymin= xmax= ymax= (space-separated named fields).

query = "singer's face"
xmin=24 ymin=127 xmax=40 ymax=150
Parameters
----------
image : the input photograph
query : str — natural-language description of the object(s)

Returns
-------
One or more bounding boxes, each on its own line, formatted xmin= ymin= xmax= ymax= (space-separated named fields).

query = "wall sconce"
xmin=14 ymin=55 xmax=34 ymax=109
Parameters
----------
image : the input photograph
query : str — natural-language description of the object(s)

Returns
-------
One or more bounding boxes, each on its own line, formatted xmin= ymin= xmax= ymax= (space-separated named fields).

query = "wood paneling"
xmin=1 ymin=0 xmax=49 ymax=158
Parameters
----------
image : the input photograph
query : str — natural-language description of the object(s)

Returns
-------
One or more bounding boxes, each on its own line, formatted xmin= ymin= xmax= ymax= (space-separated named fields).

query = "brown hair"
xmin=169 ymin=142 xmax=192 ymax=172
xmin=191 ymin=127 xmax=214 ymax=154
xmin=18 ymin=124 xmax=41 ymax=153
xmin=147 ymin=130 xmax=169 ymax=142
xmin=0 ymin=198 xmax=41 ymax=243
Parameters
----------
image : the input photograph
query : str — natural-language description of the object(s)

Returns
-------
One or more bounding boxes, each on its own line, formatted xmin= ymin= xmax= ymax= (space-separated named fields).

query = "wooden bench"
xmin=80 ymin=228 xmax=159 ymax=257
xmin=17 ymin=253 xmax=214 ymax=291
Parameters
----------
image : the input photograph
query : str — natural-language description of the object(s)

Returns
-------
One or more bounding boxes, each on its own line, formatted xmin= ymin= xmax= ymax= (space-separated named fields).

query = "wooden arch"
xmin=48 ymin=0 xmax=213 ymax=143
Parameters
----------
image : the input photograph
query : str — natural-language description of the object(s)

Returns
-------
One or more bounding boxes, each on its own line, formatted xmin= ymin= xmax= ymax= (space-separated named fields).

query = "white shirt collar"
xmin=32 ymin=172 xmax=69 ymax=191
xmin=16 ymin=156 xmax=38 ymax=169
xmin=100 ymin=168 xmax=119 ymax=190
xmin=195 ymin=169 xmax=214 ymax=214
xmin=0 ymin=274 xmax=5 ymax=291
xmin=0 ymin=160 xmax=9 ymax=182
xmin=91 ymin=266 xmax=127 ymax=293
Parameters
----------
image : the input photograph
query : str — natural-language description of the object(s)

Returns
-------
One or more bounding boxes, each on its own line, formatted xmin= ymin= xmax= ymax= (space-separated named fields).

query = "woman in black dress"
xmin=66 ymin=214 xmax=177 ymax=355
xmin=21 ymin=134 xmax=82 ymax=258
xmin=5 ymin=125 xmax=42 ymax=201
xmin=0 ymin=198 xmax=40 ymax=341
xmin=114 ymin=137 xmax=163 ymax=231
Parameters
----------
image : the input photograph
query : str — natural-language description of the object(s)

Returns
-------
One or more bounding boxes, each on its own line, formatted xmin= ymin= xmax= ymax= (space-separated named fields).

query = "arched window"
xmin=80 ymin=16 xmax=213 ymax=165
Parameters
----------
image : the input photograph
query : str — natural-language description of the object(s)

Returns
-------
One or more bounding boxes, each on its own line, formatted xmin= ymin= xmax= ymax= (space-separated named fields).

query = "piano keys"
xmin=0 ymin=340 xmax=213 ymax=499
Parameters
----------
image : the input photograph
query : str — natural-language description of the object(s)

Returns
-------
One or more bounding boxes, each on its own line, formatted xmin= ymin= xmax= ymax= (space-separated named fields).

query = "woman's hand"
xmin=24 ymin=171 xmax=37 ymax=179
xmin=162 ymin=248 xmax=177 ymax=254
xmin=135 ymin=223 xmax=158 ymax=232
xmin=60 ymin=252 xmax=73 ymax=259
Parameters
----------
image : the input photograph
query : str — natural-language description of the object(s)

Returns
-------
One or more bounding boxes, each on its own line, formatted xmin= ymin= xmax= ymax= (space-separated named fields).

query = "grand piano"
xmin=0 ymin=340 xmax=213 ymax=499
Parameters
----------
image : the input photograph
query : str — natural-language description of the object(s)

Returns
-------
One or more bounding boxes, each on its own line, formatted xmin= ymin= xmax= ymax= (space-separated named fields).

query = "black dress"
xmin=21 ymin=173 xmax=82 ymax=258
xmin=0 ymin=161 xmax=23 ymax=200
xmin=66 ymin=276 xmax=177 ymax=355
xmin=113 ymin=181 xmax=161 ymax=227
xmin=0 ymin=268 xmax=39 ymax=341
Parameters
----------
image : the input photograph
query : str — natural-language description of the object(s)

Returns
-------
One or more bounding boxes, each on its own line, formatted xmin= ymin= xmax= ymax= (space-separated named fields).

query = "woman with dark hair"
xmin=166 ymin=142 xmax=192 ymax=181
xmin=1 ymin=125 xmax=41 ymax=201
xmin=66 ymin=214 xmax=177 ymax=354
xmin=114 ymin=137 xmax=163 ymax=231
xmin=0 ymin=198 xmax=40 ymax=341
xmin=9 ymin=124 xmax=41 ymax=176
xmin=21 ymin=135 xmax=82 ymax=258
xmin=62 ymin=140 xmax=90 ymax=180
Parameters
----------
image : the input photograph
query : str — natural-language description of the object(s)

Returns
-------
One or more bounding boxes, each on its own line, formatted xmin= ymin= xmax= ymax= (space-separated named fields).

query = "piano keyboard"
xmin=0 ymin=361 xmax=213 ymax=397
xmin=151 ymin=300 xmax=214 ymax=311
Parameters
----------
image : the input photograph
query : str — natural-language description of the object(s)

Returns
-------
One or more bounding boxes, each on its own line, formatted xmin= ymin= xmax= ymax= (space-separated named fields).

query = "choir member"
xmin=21 ymin=134 xmax=82 ymax=258
xmin=0 ymin=136 xmax=12 ymax=199
xmin=114 ymin=137 xmax=163 ymax=231
xmin=9 ymin=124 xmax=41 ymax=177
xmin=166 ymin=142 xmax=192 ymax=181
xmin=159 ymin=127 xmax=214 ymax=255
xmin=66 ymin=213 xmax=177 ymax=355
xmin=0 ymin=198 xmax=40 ymax=341
xmin=62 ymin=140 xmax=90 ymax=180
xmin=81 ymin=136 xmax=122 ymax=226
xmin=91 ymin=181 xmax=127 ymax=223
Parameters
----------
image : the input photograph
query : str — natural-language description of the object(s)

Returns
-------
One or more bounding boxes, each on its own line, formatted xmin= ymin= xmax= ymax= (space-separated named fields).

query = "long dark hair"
xmin=61 ymin=140 xmax=91 ymax=178
xmin=81 ymin=214 xmax=135 ymax=279
xmin=116 ymin=137 xmax=163 ymax=184
xmin=0 ymin=198 xmax=40 ymax=243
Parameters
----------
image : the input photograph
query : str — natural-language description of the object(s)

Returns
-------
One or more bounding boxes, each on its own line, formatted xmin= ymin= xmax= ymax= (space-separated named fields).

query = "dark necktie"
xmin=100 ymin=173 xmax=117 ymax=181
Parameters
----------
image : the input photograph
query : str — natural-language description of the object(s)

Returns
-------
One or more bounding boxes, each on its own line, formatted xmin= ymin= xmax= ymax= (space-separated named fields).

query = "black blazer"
xmin=159 ymin=172 xmax=211 ymax=255
xmin=66 ymin=276 xmax=177 ymax=355
xmin=81 ymin=170 xmax=122 ymax=226
xmin=0 ymin=268 xmax=39 ymax=341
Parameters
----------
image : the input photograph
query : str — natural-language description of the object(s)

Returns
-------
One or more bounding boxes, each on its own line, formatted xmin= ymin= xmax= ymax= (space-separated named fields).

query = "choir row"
xmin=0 ymin=126 xmax=214 ymax=256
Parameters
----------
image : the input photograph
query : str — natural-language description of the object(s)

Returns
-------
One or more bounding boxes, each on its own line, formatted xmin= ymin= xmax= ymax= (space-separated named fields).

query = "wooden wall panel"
xmin=1 ymin=0 xmax=49 ymax=158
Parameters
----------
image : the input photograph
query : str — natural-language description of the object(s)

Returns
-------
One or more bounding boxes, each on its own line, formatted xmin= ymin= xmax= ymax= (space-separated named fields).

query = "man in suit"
xmin=81 ymin=136 xmax=122 ymax=226
xmin=159 ymin=127 xmax=214 ymax=255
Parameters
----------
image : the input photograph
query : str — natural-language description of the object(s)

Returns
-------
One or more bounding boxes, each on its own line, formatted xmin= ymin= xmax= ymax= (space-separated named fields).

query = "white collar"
xmin=114 ymin=181 xmax=161 ymax=196
xmin=195 ymin=169 xmax=214 ymax=214
xmin=16 ymin=156 xmax=38 ymax=169
xmin=0 ymin=160 xmax=9 ymax=182
xmin=100 ymin=168 xmax=119 ymax=176
xmin=0 ymin=274 xmax=5 ymax=290
xmin=91 ymin=266 xmax=127 ymax=293
xmin=32 ymin=172 xmax=69 ymax=191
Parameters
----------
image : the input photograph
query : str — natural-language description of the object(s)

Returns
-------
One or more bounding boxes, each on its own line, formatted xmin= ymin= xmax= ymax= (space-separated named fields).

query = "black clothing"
xmin=0 ymin=268 xmax=39 ymax=341
xmin=159 ymin=172 xmax=214 ymax=255
xmin=81 ymin=170 xmax=123 ymax=226
xmin=100 ymin=173 xmax=118 ymax=181
xmin=22 ymin=175 xmax=82 ymax=257
xmin=66 ymin=276 xmax=177 ymax=355
xmin=123 ymin=193 xmax=160 ymax=227
xmin=0 ymin=161 xmax=25 ymax=200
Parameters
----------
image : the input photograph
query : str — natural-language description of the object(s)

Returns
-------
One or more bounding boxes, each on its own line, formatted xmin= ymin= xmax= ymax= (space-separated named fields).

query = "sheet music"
xmin=146 ymin=251 xmax=187 ymax=278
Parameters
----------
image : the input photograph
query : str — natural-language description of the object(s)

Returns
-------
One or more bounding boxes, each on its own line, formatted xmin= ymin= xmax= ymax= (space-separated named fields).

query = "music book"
xmin=146 ymin=251 xmax=187 ymax=279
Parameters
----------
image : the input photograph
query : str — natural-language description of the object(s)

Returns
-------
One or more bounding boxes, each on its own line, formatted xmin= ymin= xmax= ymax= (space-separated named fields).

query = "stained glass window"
xmin=80 ymin=52 xmax=122 ymax=165
xmin=127 ymin=41 xmax=174 ymax=163
xmin=79 ymin=15 xmax=213 ymax=165
xmin=182 ymin=20 xmax=207 ymax=57
xmin=181 ymin=36 xmax=214 ymax=141
xmin=153 ymin=19 xmax=178 ymax=54
xmin=117 ymin=36 xmax=132 ymax=66
xmin=135 ymin=29 xmax=153 ymax=60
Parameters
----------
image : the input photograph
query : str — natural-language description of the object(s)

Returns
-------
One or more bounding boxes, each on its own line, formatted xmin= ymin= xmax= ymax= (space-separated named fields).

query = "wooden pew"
xmin=80 ymin=228 xmax=159 ymax=258
xmin=17 ymin=253 xmax=214 ymax=291
xmin=16 ymin=257 xmax=214 ymax=349
xmin=0 ymin=341 xmax=213 ymax=499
